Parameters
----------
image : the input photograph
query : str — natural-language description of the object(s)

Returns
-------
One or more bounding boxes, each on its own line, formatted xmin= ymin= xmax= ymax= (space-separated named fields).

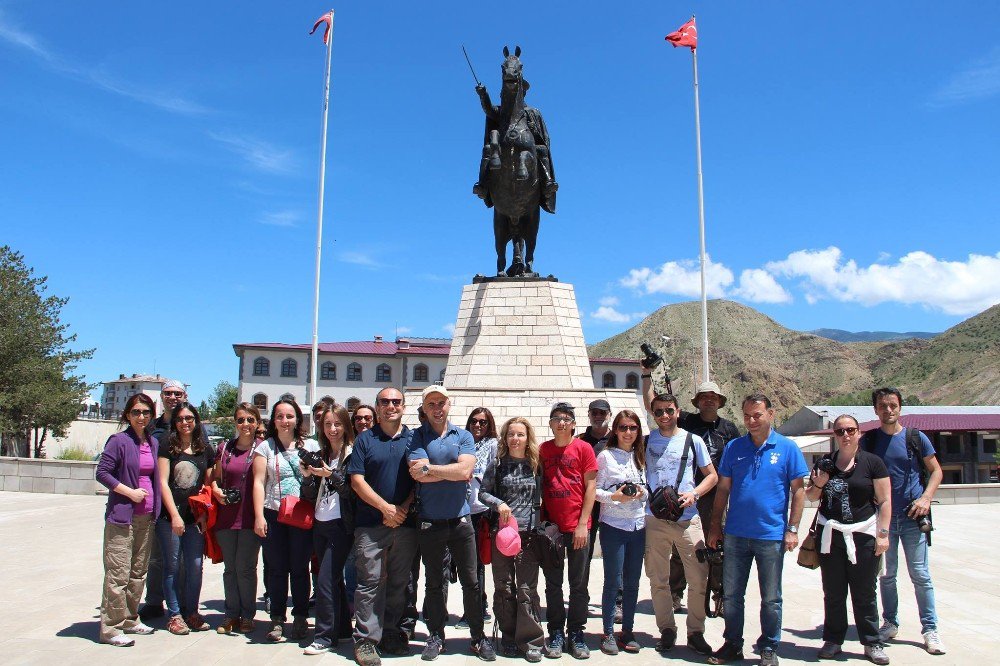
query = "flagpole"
xmin=690 ymin=35 xmax=710 ymax=384
xmin=309 ymin=10 xmax=334 ymax=410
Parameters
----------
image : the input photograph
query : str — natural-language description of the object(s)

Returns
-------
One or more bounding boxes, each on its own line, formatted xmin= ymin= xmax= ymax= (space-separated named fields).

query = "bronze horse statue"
xmin=473 ymin=46 xmax=557 ymax=277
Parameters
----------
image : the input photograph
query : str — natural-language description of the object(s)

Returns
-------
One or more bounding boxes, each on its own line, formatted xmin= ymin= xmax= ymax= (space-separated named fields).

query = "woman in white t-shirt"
xmin=301 ymin=403 xmax=356 ymax=655
xmin=251 ymin=398 xmax=319 ymax=643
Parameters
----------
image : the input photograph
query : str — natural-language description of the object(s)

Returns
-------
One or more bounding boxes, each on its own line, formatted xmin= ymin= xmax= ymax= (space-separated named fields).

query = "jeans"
xmin=819 ymin=531 xmax=880 ymax=646
xmin=313 ymin=519 xmax=353 ymax=647
xmin=880 ymin=512 xmax=938 ymax=632
xmin=403 ymin=544 xmax=451 ymax=637
xmin=722 ymin=534 xmax=785 ymax=651
xmin=470 ymin=511 xmax=490 ymax=615
xmin=418 ymin=517 xmax=485 ymax=640
xmin=260 ymin=508 xmax=313 ymax=622
xmin=216 ymin=528 xmax=260 ymax=620
xmin=599 ymin=523 xmax=645 ymax=634
xmin=155 ymin=518 xmax=205 ymax=617
xmin=543 ymin=531 xmax=590 ymax=634
xmin=353 ymin=525 xmax=418 ymax=644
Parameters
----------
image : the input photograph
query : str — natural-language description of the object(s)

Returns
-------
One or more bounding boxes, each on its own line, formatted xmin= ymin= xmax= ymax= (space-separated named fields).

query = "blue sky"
xmin=2 ymin=2 xmax=999 ymax=403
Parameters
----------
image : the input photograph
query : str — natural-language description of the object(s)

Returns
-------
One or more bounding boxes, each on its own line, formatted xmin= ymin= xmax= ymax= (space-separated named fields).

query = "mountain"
xmin=588 ymin=300 xmax=999 ymax=420
xmin=809 ymin=328 xmax=938 ymax=343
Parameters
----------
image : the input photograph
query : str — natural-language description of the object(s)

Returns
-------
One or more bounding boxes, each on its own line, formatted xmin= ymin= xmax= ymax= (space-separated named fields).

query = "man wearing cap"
xmin=642 ymin=376 xmax=740 ymax=611
xmin=539 ymin=402 xmax=598 ymax=660
xmin=407 ymin=385 xmax=496 ymax=662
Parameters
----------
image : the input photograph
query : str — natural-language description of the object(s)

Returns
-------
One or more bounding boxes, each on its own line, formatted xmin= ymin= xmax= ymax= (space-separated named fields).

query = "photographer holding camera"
xmin=861 ymin=388 xmax=946 ymax=656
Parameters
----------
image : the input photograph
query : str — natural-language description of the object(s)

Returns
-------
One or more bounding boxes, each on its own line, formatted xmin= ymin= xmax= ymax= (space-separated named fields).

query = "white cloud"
xmin=338 ymin=251 xmax=382 ymax=268
xmin=258 ymin=210 xmax=299 ymax=227
xmin=396 ymin=326 xmax=413 ymax=335
xmin=591 ymin=306 xmax=632 ymax=323
xmin=442 ymin=323 xmax=456 ymax=335
xmin=732 ymin=268 xmax=792 ymax=304
xmin=621 ymin=255 xmax=733 ymax=298
xmin=929 ymin=47 xmax=1000 ymax=107
xmin=766 ymin=247 xmax=1000 ymax=315
xmin=598 ymin=296 xmax=619 ymax=307
xmin=208 ymin=131 xmax=294 ymax=174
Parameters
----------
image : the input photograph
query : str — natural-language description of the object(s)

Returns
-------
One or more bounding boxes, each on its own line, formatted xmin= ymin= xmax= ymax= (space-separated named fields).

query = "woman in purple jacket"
xmin=96 ymin=393 xmax=162 ymax=647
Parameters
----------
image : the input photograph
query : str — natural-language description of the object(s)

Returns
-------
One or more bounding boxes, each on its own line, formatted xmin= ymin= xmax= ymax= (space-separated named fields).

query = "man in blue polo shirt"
xmin=408 ymin=385 xmax=496 ymax=662
xmin=706 ymin=393 xmax=808 ymax=666
xmin=348 ymin=387 xmax=417 ymax=666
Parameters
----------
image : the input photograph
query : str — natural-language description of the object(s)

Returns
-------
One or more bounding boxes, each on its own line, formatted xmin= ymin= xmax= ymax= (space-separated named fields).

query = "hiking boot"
xmin=185 ymin=613 xmax=209 ymax=632
xmin=354 ymin=639 xmax=382 ymax=666
xmin=617 ymin=632 xmax=640 ymax=654
xmin=688 ymin=632 xmax=713 ymax=656
xmin=138 ymin=603 xmax=165 ymax=621
xmin=217 ymin=618 xmax=239 ymax=635
xmin=422 ymin=634 xmax=444 ymax=661
xmin=266 ymin=622 xmax=284 ymax=643
xmin=304 ymin=641 xmax=331 ymax=655
xmin=600 ymin=634 xmax=619 ymax=655
xmin=568 ymin=631 xmax=589 ymax=659
xmin=818 ymin=641 xmax=842 ymax=659
xmin=379 ymin=632 xmax=410 ymax=656
xmin=922 ymin=630 xmax=946 ymax=655
xmin=545 ymin=629 xmax=565 ymax=659
xmin=290 ymin=616 xmax=309 ymax=640
xmin=655 ymin=628 xmax=677 ymax=652
xmin=167 ymin=615 xmax=190 ymax=635
xmin=239 ymin=618 xmax=254 ymax=633
xmin=865 ymin=644 xmax=890 ymax=665
xmin=760 ymin=647 xmax=779 ymax=666
xmin=878 ymin=621 xmax=899 ymax=642
xmin=473 ymin=636 xmax=497 ymax=661
xmin=708 ymin=641 xmax=745 ymax=664
xmin=525 ymin=645 xmax=544 ymax=662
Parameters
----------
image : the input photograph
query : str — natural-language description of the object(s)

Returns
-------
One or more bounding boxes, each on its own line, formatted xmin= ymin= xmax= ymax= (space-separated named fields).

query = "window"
xmin=252 ymin=393 xmax=268 ymax=411
xmin=984 ymin=439 xmax=998 ymax=455
xmin=281 ymin=358 xmax=298 ymax=377
xmin=602 ymin=372 xmax=617 ymax=389
xmin=253 ymin=357 xmax=270 ymax=376
xmin=625 ymin=372 xmax=639 ymax=389
xmin=413 ymin=363 xmax=429 ymax=382
xmin=321 ymin=362 xmax=336 ymax=380
xmin=347 ymin=363 xmax=362 ymax=382
xmin=347 ymin=397 xmax=360 ymax=412
xmin=945 ymin=435 xmax=961 ymax=456
xmin=376 ymin=363 xmax=392 ymax=382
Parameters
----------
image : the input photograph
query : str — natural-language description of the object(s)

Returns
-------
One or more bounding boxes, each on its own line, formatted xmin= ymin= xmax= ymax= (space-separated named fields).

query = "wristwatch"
xmin=878 ymin=528 xmax=889 ymax=536
xmin=421 ymin=464 xmax=430 ymax=477
xmin=786 ymin=525 xmax=798 ymax=534
xmin=692 ymin=491 xmax=701 ymax=501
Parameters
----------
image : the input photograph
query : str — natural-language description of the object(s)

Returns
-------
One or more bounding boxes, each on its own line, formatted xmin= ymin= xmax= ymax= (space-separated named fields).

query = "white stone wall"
xmin=0 ymin=458 xmax=99 ymax=495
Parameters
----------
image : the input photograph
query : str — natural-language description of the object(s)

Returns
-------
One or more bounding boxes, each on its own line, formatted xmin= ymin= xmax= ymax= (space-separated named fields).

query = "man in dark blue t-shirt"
xmin=347 ymin=387 xmax=417 ymax=665
xmin=407 ymin=385 xmax=495 ymax=662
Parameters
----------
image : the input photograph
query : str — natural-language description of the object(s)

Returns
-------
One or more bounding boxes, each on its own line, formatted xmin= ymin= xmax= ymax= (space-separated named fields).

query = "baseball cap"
xmin=421 ymin=385 xmax=449 ymax=401
xmin=495 ymin=516 xmax=522 ymax=557
xmin=549 ymin=402 xmax=575 ymax=420
xmin=588 ymin=399 xmax=611 ymax=412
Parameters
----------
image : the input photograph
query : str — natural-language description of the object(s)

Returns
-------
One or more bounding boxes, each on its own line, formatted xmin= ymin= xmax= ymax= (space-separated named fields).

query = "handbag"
xmin=478 ymin=514 xmax=493 ymax=565
xmin=796 ymin=512 xmax=820 ymax=570
xmin=273 ymin=441 xmax=314 ymax=530
xmin=649 ymin=433 xmax=694 ymax=522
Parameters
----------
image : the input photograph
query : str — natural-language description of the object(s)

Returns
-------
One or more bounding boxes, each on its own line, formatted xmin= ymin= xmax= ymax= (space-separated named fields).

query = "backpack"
xmin=860 ymin=426 xmax=928 ymax=489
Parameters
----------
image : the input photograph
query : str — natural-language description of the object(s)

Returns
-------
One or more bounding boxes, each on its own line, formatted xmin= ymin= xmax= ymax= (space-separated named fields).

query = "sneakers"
xmin=304 ymin=641 xmax=331 ymax=655
xmin=422 ymin=634 xmax=444 ymax=661
xmin=922 ymin=630 xmax=946 ymax=655
xmin=138 ymin=603 xmax=165 ymax=621
xmin=865 ymin=644 xmax=890 ymax=665
xmin=124 ymin=622 xmax=154 ymax=635
xmin=455 ymin=616 xmax=470 ymax=629
xmin=289 ymin=616 xmax=309 ymax=640
xmin=878 ymin=621 xmax=899 ymax=642
xmin=760 ymin=647 xmax=779 ymax=666
xmin=217 ymin=618 xmax=239 ymax=635
xmin=613 ymin=602 xmax=623 ymax=624
xmin=568 ymin=631 xmax=590 ymax=659
xmin=655 ymin=628 xmax=677 ymax=652
xmin=103 ymin=634 xmax=135 ymax=647
xmin=600 ymin=634 xmax=619 ymax=655
xmin=524 ymin=645 xmax=544 ymax=663
xmin=354 ymin=639 xmax=382 ymax=666
xmin=267 ymin=622 xmax=284 ymax=642
xmin=167 ymin=615 xmax=190 ymax=635
xmin=818 ymin=641 xmax=842 ymax=659
xmin=473 ymin=636 xmax=497 ymax=661
xmin=708 ymin=641 xmax=745 ymax=664
xmin=185 ymin=613 xmax=209 ymax=632
xmin=239 ymin=618 xmax=254 ymax=633
xmin=545 ymin=629 xmax=565 ymax=659
xmin=688 ymin=632 xmax=713 ymax=656
xmin=617 ymin=632 xmax=641 ymax=654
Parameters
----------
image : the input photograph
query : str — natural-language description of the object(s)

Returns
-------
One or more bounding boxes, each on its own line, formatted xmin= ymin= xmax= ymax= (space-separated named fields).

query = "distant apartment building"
xmin=100 ymin=373 xmax=168 ymax=420
xmin=233 ymin=336 xmax=642 ymax=415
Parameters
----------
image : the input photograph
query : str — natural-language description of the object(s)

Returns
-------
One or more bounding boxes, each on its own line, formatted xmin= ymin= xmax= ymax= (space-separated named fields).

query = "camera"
xmin=621 ymin=482 xmax=639 ymax=497
xmin=222 ymin=488 xmax=242 ymax=505
xmin=299 ymin=449 xmax=325 ymax=469
xmin=640 ymin=342 xmax=664 ymax=370
xmin=816 ymin=457 xmax=837 ymax=475
xmin=905 ymin=501 xmax=933 ymax=533
xmin=696 ymin=546 xmax=724 ymax=567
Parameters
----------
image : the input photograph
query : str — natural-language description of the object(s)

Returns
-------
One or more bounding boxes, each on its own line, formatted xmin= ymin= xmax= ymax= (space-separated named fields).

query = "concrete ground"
xmin=1 ymin=490 xmax=997 ymax=665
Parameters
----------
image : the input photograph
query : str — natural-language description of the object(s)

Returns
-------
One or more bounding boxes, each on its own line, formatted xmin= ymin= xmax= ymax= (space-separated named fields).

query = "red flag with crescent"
xmin=310 ymin=11 xmax=334 ymax=45
xmin=665 ymin=18 xmax=697 ymax=50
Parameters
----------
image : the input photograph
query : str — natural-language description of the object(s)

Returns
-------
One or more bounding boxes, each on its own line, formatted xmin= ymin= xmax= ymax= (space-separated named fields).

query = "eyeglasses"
xmin=470 ymin=419 xmax=489 ymax=427
xmin=129 ymin=409 xmax=152 ymax=418
xmin=550 ymin=417 xmax=574 ymax=424
xmin=617 ymin=425 xmax=640 ymax=433
xmin=177 ymin=415 xmax=196 ymax=423
xmin=236 ymin=416 xmax=257 ymax=424
xmin=377 ymin=398 xmax=403 ymax=407
xmin=833 ymin=427 xmax=858 ymax=437
xmin=354 ymin=415 xmax=373 ymax=422
xmin=652 ymin=407 xmax=677 ymax=417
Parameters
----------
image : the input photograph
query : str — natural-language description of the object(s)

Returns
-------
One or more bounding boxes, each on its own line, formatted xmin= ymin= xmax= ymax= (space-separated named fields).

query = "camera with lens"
xmin=222 ymin=488 xmax=242 ymax=505
xmin=299 ymin=449 xmax=325 ymax=469
xmin=621 ymin=481 xmax=639 ymax=497
xmin=905 ymin=501 xmax=933 ymax=533
xmin=696 ymin=545 xmax=724 ymax=567
xmin=696 ymin=545 xmax=725 ymax=618
xmin=816 ymin=457 xmax=837 ymax=475
xmin=640 ymin=342 xmax=664 ymax=370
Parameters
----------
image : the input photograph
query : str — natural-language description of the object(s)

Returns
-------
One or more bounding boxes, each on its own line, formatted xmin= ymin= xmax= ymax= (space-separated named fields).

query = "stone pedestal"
xmin=403 ymin=278 xmax=646 ymax=435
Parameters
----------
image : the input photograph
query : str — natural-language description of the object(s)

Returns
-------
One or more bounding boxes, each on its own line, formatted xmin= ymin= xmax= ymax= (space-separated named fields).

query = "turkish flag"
xmin=310 ymin=11 xmax=334 ymax=45
xmin=665 ymin=18 xmax=697 ymax=50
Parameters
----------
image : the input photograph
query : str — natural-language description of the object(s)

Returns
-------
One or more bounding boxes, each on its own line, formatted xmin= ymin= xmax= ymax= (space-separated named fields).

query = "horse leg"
xmin=524 ymin=209 xmax=540 ymax=277
xmin=474 ymin=144 xmax=490 ymax=199
xmin=494 ymin=212 xmax=510 ymax=276
xmin=509 ymin=218 xmax=525 ymax=276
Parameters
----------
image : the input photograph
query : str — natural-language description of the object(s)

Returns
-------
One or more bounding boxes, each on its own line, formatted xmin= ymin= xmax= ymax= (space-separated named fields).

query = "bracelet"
xmin=814 ymin=483 xmax=826 ymax=490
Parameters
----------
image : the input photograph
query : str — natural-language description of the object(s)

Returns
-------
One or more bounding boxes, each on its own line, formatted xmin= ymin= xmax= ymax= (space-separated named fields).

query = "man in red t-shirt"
xmin=540 ymin=402 xmax=598 ymax=659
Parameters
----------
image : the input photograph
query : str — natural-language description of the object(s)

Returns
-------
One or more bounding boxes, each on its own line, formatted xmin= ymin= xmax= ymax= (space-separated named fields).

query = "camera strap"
xmin=671 ymin=432 xmax=694 ymax=491
xmin=222 ymin=439 xmax=254 ymax=491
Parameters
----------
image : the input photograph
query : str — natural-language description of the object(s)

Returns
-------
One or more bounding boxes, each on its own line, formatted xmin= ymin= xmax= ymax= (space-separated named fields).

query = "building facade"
xmin=100 ymin=374 xmax=169 ymax=420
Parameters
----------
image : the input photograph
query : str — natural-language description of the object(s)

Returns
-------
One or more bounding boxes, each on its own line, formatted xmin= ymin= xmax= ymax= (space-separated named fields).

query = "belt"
xmin=421 ymin=516 xmax=469 ymax=528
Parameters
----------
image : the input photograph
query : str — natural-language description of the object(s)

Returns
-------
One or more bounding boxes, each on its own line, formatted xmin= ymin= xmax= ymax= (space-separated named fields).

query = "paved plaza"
xmin=1 ymin=490 xmax=997 ymax=665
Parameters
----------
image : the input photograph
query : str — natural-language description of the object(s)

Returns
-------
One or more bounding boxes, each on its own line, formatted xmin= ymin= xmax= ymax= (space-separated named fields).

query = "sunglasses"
xmin=652 ymin=407 xmax=677 ymax=417
xmin=129 ymin=409 xmax=152 ymax=418
xmin=833 ymin=427 xmax=858 ymax=437
xmin=236 ymin=416 xmax=257 ymax=424
xmin=617 ymin=424 xmax=640 ymax=433
xmin=470 ymin=418 xmax=489 ymax=427
xmin=354 ymin=415 xmax=373 ymax=422
xmin=176 ymin=415 xmax=196 ymax=423
xmin=162 ymin=391 xmax=185 ymax=398
xmin=377 ymin=398 xmax=403 ymax=407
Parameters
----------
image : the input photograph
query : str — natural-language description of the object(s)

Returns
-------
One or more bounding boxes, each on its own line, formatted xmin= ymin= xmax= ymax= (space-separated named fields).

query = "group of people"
xmin=96 ymin=378 xmax=946 ymax=666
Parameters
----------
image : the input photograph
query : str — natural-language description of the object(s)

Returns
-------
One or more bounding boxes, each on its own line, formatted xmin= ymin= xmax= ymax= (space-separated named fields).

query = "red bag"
xmin=273 ymin=442 xmax=314 ymax=530
xmin=478 ymin=514 xmax=492 ymax=565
